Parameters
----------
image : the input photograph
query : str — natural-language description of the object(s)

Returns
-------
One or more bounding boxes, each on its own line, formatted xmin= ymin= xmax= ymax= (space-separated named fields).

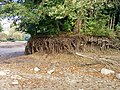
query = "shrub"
xmin=0 ymin=24 xmax=3 ymax=32
xmin=80 ymin=20 xmax=116 ymax=38
xmin=0 ymin=32 xmax=8 ymax=41
xmin=7 ymin=37 xmax=15 ymax=42
xmin=115 ymin=24 xmax=120 ymax=39
xmin=12 ymin=31 xmax=23 ymax=41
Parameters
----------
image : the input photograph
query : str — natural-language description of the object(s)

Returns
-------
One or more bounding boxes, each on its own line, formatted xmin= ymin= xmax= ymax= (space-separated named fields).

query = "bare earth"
xmin=0 ymin=42 xmax=120 ymax=90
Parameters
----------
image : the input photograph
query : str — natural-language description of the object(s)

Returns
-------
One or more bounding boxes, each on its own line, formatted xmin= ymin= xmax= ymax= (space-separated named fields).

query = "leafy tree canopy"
xmin=0 ymin=0 xmax=120 ymax=38
xmin=0 ymin=23 xmax=3 ymax=32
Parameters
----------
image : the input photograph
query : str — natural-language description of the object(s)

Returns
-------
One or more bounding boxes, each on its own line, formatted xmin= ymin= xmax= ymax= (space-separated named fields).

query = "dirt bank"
xmin=25 ymin=36 xmax=120 ymax=54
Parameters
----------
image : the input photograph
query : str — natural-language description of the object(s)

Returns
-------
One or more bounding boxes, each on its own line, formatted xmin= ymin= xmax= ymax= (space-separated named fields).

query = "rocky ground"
xmin=0 ymin=42 xmax=120 ymax=90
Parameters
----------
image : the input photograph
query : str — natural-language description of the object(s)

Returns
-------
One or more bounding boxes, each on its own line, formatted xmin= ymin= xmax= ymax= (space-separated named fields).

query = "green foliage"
xmin=81 ymin=19 xmax=114 ymax=37
xmin=7 ymin=37 xmax=15 ymax=42
xmin=8 ymin=26 xmax=27 ymax=41
xmin=0 ymin=32 xmax=8 ymax=41
xmin=0 ymin=24 xmax=3 ymax=32
xmin=0 ymin=0 xmax=120 ymax=38
xmin=115 ymin=23 xmax=120 ymax=38
xmin=12 ymin=31 xmax=23 ymax=40
xmin=0 ymin=22 xmax=3 ymax=32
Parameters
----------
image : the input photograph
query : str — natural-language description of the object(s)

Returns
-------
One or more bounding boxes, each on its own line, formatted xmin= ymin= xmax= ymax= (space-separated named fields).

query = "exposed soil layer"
xmin=25 ymin=36 xmax=120 ymax=54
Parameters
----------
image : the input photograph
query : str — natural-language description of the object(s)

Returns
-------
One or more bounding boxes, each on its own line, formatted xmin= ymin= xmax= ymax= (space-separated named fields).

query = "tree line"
xmin=0 ymin=0 xmax=120 ymax=38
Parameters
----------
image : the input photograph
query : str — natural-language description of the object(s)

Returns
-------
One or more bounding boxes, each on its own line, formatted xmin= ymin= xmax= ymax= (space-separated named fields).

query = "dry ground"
xmin=0 ymin=42 xmax=120 ymax=90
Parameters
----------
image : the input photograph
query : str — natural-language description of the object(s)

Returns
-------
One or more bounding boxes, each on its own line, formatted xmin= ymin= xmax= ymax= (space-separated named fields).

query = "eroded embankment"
xmin=25 ymin=36 xmax=120 ymax=54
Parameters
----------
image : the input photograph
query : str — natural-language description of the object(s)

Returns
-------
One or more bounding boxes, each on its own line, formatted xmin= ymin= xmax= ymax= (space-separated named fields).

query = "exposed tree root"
xmin=25 ymin=36 xmax=120 ymax=54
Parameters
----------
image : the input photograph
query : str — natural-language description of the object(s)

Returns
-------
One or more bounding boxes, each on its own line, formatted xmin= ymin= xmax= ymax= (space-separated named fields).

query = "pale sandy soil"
xmin=0 ymin=42 xmax=120 ymax=90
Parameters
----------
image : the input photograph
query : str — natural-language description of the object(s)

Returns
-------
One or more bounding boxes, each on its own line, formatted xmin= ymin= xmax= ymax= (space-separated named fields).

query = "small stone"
xmin=116 ymin=73 xmax=120 ymax=79
xmin=33 ymin=67 xmax=40 ymax=72
xmin=79 ymin=89 xmax=84 ymax=90
xmin=11 ymin=75 xmax=22 ymax=80
xmin=59 ymin=72 xmax=63 ymax=74
xmin=0 ymin=71 xmax=6 ymax=76
xmin=4 ymin=70 xmax=11 ymax=72
xmin=4 ymin=70 xmax=11 ymax=74
xmin=101 ymin=68 xmax=115 ymax=75
xmin=47 ymin=68 xmax=55 ymax=74
xmin=12 ymin=80 xmax=19 ymax=85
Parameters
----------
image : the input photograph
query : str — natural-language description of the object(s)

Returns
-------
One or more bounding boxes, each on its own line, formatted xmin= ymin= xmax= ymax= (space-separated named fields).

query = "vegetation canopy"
xmin=0 ymin=23 xmax=3 ymax=32
xmin=0 ymin=0 xmax=120 ymax=38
